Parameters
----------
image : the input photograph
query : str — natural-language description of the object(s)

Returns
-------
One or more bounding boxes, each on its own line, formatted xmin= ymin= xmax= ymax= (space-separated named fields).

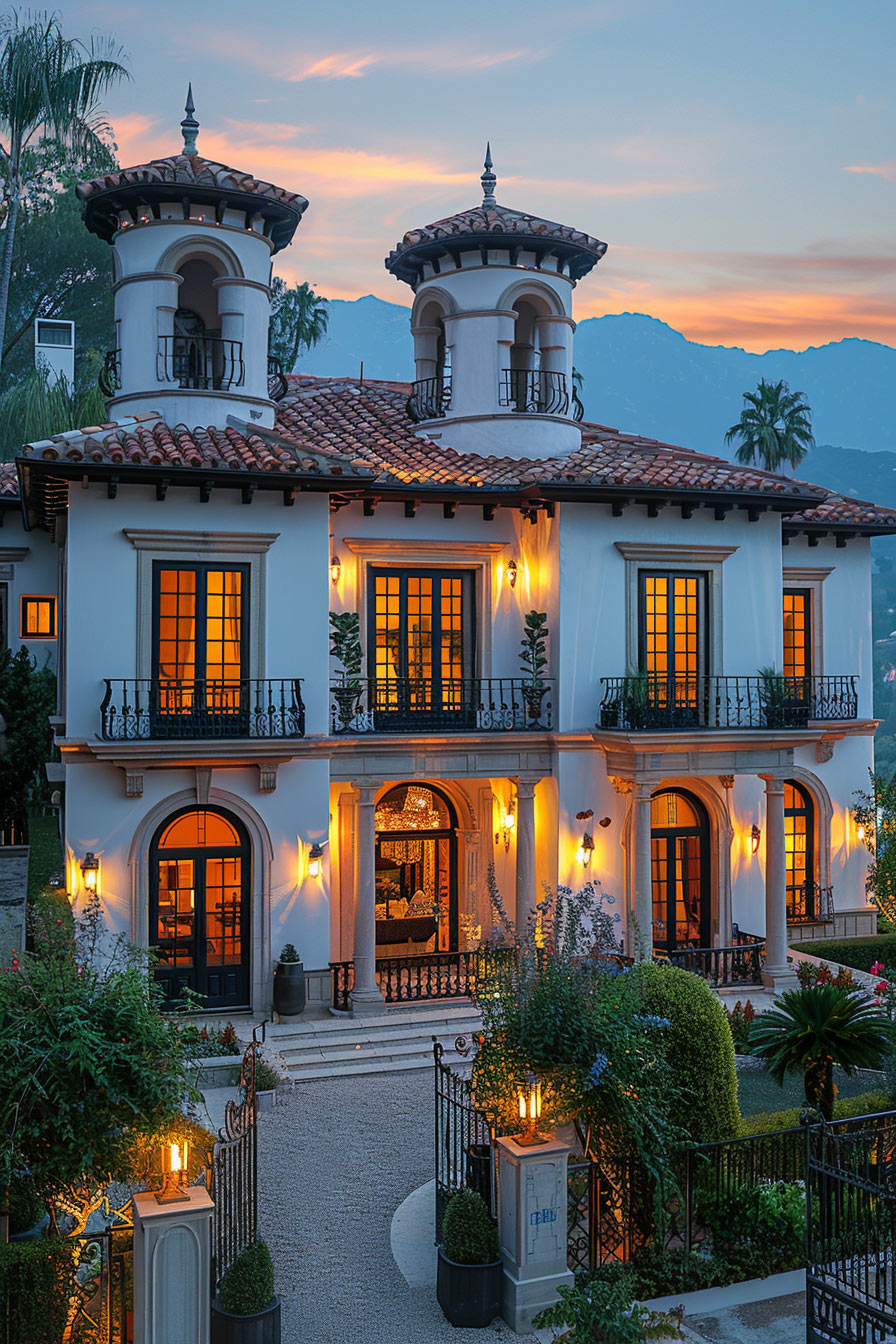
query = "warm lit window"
xmin=784 ymin=780 xmax=814 ymax=915
xmin=638 ymin=571 xmax=706 ymax=706
xmin=783 ymin=589 xmax=811 ymax=680
xmin=152 ymin=564 xmax=247 ymax=719
xmin=368 ymin=567 xmax=473 ymax=719
xmin=20 ymin=595 xmax=56 ymax=638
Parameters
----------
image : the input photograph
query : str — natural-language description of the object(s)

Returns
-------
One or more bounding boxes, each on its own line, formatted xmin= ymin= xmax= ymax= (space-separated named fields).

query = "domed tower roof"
xmin=385 ymin=145 xmax=607 ymax=286
xmin=76 ymin=87 xmax=308 ymax=253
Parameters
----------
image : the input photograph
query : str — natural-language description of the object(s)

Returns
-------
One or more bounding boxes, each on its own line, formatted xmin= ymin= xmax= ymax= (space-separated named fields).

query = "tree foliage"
xmin=724 ymin=377 xmax=814 ymax=472
xmin=0 ymin=645 xmax=56 ymax=822
xmin=853 ymin=771 xmax=896 ymax=924
xmin=268 ymin=277 xmax=328 ymax=372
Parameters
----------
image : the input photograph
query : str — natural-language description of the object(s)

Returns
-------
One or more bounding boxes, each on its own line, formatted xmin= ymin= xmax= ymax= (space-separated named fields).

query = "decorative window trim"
xmin=782 ymin=566 xmax=829 ymax=677
xmin=20 ymin=593 xmax=57 ymax=638
xmin=615 ymin=543 xmax=737 ymax=675
xmin=124 ymin=529 xmax=278 ymax=554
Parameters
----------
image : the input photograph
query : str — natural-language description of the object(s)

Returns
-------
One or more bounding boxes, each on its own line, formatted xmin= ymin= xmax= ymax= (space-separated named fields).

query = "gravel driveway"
xmin=257 ymin=1070 xmax=532 ymax=1343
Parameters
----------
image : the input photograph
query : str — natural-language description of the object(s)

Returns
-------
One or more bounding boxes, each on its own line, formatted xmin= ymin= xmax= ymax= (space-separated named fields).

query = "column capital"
xmin=515 ymin=775 xmax=541 ymax=799
xmin=633 ymin=779 xmax=653 ymax=801
xmin=759 ymin=774 xmax=787 ymax=793
xmin=355 ymin=782 xmax=379 ymax=806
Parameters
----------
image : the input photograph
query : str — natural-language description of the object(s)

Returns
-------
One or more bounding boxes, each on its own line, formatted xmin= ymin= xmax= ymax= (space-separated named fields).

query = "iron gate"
xmin=433 ymin=1038 xmax=510 ymax=1236
xmin=209 ymin=1031 xmax=260 ymax=1286
xmin=806 ymin=1117 xmax=896 ymax=1344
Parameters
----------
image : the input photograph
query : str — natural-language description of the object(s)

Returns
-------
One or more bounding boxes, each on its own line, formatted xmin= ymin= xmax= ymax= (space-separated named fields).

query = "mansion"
xmin=2 ymin=100 xmax=893 ymax=1018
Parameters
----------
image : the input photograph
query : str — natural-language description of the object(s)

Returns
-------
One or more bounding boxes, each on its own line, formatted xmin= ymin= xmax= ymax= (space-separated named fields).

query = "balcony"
xmin=598 ymin=675 xmax=859 ymax=732
xmin=787 ymin=881 xmax=835 ymax=925
xmin=499 ymin=368 xmax=569 ymax=416
xmin=408 ymin=375 xmax=451 ymax=422
xmin=330 ymin=676 xmax=553 ymax=735
xmin=157 ymin=335 xmax=245 ymax=391
xmin=100 ymin=678 xmax=305 ymax=740
xmin=98 ymin=348 xmax=121 ymax=397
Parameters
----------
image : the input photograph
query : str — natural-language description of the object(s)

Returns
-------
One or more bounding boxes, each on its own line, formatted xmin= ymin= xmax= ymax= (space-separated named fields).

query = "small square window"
xmin=20 ymin=595 xmax=56 ymax=638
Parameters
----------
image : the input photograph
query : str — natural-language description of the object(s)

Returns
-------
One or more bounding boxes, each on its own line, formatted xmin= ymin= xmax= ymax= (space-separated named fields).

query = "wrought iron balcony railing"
xmin=407 ymin=375 xmax=451 ymax=421
xmin=157 ymin=335 xmax=245 ymax=391
xmin=101 ymin=678 xmax=305 ymax=740
xmin=598 ymin=674 xmax=859 ymax=732
xmin=661 ymin=928 xmax=766 ymax=988
xmin=498 ymin=368 xmax=569 ymax=416
xmin=787 ymin=881 xmax=835 ymax=925
xmin=330 ymin=676 xmax=553 ymax=734
xmin=98 ymin=348 xmax=121 ymax=397
xmin=267 ymin=354 xmax=288 ymax=401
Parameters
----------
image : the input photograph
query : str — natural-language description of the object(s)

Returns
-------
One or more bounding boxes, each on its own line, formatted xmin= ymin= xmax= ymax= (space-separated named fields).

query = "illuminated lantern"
xmin=308 ymin=843 xmax=324 ymax=879
xmin=516 ymin=1071 xmax=545 ymax=1147
xmin=80 ymin=852 xmax=99 ymax=892
xmin=751 ymin=824 xmax=761 ymax=855
xmin=156 ymin=1138 xmax=190 ymax=1204
xmin=330 ymin=555 xmax=341 ymax=586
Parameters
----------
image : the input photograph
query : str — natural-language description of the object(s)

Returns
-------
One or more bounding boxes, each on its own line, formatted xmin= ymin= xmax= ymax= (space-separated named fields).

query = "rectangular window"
xmin=20 ymin=595 xmax=56 ymax=638
xmin=368 ymin=567 xmax=474 ymax=724
xmin=152 ymin=563 xmax=247 ymax=722
xmin=783 ymin=589 xmax=812 ymax=680
xmin=638 ymin=571 xmax=706 ymax=708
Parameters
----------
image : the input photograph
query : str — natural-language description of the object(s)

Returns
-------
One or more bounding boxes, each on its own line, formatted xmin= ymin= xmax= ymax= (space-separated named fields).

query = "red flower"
xmin=875 ymin=981 xmax=889 ymax=995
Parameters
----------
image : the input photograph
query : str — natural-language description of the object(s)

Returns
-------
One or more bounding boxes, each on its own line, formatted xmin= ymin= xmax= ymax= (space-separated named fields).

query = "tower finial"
xmin=481 ymin=142 xmax=496 ymax=207
xmin=181 ymin=85 xmax=199 ymax=157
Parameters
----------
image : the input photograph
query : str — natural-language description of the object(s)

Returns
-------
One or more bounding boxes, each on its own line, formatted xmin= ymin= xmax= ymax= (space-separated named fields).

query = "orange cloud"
xmin=844 ymin=161 xmax=896 ymax=180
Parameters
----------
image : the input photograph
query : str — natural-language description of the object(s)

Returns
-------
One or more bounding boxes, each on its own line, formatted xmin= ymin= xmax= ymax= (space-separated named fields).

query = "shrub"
xmin=441 ymin=1189 xmax=499 ymax=1265
xmin=0 ymin=1238 xmax=76 ymax=1344
xmin=726 ymin=999 xmax=757 ymax=1053
xmin=254 ymin=1058 xmax=282 ymax=1092
xmin=217 ymin=1239 xmax=275 ymax=1315
xmin=533 ymin=1275 xmax=683 ymax=1343
xmin=738 ymin=1089 xmax=891 ymax=1136
xmin=791 ymin=935 xmax=896 ymax=976
xmin=625 ymin=961 xmax=739 ymax=1142
xmin=694 ymin=1179 xmax=806 ymax=1278
xmin=795 ymin=960 xmax=853 ymax=990
xmin=279 ymin=943 xmax=300 ymax=963
xmin=7 ymin=1177 xmax=43 ymax=1235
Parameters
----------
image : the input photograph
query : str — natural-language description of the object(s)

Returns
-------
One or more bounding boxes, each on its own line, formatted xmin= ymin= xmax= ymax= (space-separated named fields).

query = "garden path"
xmin=256 ymin=1070 xmax=534 ymax=1343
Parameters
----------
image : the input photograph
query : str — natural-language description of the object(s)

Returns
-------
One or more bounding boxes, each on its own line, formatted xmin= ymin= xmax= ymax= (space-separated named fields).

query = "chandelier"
xmin=375 ymin=785 xmax=443 ymax=831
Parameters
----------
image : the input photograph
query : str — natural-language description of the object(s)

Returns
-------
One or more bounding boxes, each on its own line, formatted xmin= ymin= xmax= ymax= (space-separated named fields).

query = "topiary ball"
xmin=217 ymin=1239 xmax=275 ymax=1316
xmin=626 ymin=961 xmax=740 ymax=1142
xmin=442 ymin=1188 xmax=499 ymax=1265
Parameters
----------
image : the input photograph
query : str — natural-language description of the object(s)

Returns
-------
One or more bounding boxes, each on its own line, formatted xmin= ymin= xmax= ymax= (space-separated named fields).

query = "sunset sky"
xmin=68 ymin=0 xmax=894 ymax=352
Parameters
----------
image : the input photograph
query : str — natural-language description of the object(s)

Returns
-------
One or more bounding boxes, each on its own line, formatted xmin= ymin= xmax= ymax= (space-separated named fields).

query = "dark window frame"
xmin=151 ymin=560 xmax=250 ymax=684
xmin=783 ymin=588 xmax=812 ymax=680
xmin=637 ymin=569 xmax=708 ymax=681
xmin=20 ymin=594 xmax=56 ymax=639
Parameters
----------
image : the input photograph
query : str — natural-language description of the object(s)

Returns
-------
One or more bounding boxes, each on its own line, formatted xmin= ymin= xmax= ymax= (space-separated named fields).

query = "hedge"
xmin=0 ymin=1238 xmax=75 ymax=1344
xmin=625 ymin=961 xmax=740 ymax=1143
xmin=790 ymin=934 xmax=896 ymax=975
xmin=738 ymin=1089 xmax=892 ymax=1136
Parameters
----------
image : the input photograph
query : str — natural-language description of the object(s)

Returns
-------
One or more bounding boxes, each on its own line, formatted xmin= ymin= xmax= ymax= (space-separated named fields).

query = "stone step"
xmin=279 ymin=1032 xmax=479 ymax=1066
xmin=262 ymin=1000 xmax=480 ymax=1040
xmin=275 ymin=1016 xmax=481 ymax=1055
xmin=284 ymin=1049 xmax=473 ymax=1082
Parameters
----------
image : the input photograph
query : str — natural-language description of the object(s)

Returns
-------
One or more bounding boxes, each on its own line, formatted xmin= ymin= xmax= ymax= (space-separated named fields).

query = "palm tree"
xmin=268 ymin=279 xmax=329 ymax=373
xmin=0 ymin=12 xmax=129 ymax=376
xmin=750 ymin=984 xmax=894 ymax=1120
xmin=724 ymin=378 xmax=814 ymax=472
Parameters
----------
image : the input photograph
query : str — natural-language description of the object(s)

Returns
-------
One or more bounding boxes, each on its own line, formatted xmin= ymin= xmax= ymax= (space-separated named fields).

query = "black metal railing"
xmin=663 ymin=937 xmax=765 ymax=987
xmin=157 ymin=335 xmax=245 ymax=390
xmin=330 ymin=675 xmax=553 ymax=734
xmin=267 ymin=353 xmax=288 ymax=401
xmin=210 ymin=1034 xmax=259 ymax=1287
xmin=499 ymin=368 xmax=569 ymax=416
xmin=434 ymin=1039 xmax=512 ymax=1234
xmin=98 ymin=347 xmax=121 ymax=397
xmin=598 ymin=674 xmax=859 ymax=732
xmin=787 ymin=880 xmax=835 ymax=924
xmin=331 ymin=949 xmax=485 ymax=1012
xmin=408 ymin=375 xmax=451 ymax=421
xmin=100 ymin=678 xmax=305 ymax=740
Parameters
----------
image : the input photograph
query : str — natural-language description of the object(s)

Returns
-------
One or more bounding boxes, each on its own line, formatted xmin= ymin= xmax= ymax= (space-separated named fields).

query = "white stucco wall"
xmin=1 ymin=504 xmax=59 ymax=672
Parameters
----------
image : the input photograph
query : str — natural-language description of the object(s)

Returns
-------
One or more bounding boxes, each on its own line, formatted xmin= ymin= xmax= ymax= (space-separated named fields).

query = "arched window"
xmin=149 ymin=806 xmax=250 ymax=1009
xmin=502 ymin=291 xmax=568 ymax=415
xmin=784 ymin=780 xmax=815 ymax=920
xmin=162 ymin=254 xmax=243 ymax=391
xmin=373 ymin=783 xmax=459 ymax=952
xmin=410 ymin=297 xmax=451 ymax=418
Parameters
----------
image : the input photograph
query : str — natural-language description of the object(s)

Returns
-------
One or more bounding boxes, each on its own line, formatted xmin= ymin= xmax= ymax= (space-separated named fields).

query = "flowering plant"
xmin=869 ymin=960 xmax=896 ymax=1017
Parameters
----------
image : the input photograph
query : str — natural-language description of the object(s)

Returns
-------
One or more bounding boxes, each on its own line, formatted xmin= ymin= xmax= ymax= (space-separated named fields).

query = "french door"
xmin=152 ymin=562 xmax=248 ymax=735
xmin=368 ymin=568 xmax=475 ymax=729
xmin=639 ymin=571 xmax=707 ymax=724
xmin=650 ymin=789 xmax=710 ymax=950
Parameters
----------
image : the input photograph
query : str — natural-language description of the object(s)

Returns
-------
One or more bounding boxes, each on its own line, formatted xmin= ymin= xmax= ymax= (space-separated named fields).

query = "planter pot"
xmin=256 ymin=1088 xmax=276 ymax=1113
xmin=332 ymin=686 xmax=360 ymax=730
xmin=211 ymin=1295 xmax=280 ymax=1344
xmin=273 ymin=959 xmax=305 ymax=1016
xmin=521 ymin=685 xmax=547 ymax=725
xmin=9 ymin=1211 xmax=49 ymax=1242
xmin=436 ymin=1248 xmax=503 ymax=1329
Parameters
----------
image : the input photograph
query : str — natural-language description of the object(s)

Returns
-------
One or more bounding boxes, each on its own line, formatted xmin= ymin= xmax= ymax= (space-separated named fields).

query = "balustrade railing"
xmin=599 ymin=674 xmax=859 ymax=732
xmin=157 ymin=334 xmax=245 ymax=390
xmin=330 ymin=949 xmax=483 ymax=1011
xmin=267 ymin=353 xmax=288 ymax=401
xmin=787 ymin=880 xmax=835 ymax=924
xmin=499 ymin=367 xmax=569 ymax=416
xmin=100 ymin=677 xmax=305 ymax=740
xmin=98 ymin=347 xmax=121 ymax=397
xmin=408 ymin=374 xmax=451 ymax=421
xmin=663 ymin=937 xmax=765 ymax=987
xmin=330 ymin=675 xmax=553 ymax=734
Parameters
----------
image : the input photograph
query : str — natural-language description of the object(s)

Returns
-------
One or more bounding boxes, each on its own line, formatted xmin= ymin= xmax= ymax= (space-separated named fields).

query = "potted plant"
xmin=436 ymin=1188 xmax=503 ymax=1329
xmin=758 ymin=664 xmax=803 ymax=728
xmin=211 ymin=1239 xmax=280 ymax=1344
xmin=254 ymin=1057 xmax=284 ymax=1113
xmin=273 ymin=943 xmax=305 ymax=1017
xmin=519 ymin=610 xmax=549 ymax=724
xmin=329 ymin=611 xmax=363 ymax=730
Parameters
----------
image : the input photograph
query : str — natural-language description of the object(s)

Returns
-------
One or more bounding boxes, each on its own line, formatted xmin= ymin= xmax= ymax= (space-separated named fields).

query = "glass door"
xmin=639 ymin=571 xmax=707 ymax=725
xmin=650 ymin=789 xmax=710 ymax=950
xmin=152 ymin=563 xmax=248 ymax=735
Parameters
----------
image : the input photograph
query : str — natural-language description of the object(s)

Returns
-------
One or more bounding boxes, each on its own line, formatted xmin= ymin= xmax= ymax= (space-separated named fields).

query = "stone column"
xmin=632 ymin=780 xmax=654 ymax=959
xmin=497 ymin=1135 xmax=573 ymax=1334
xmin=515 ymin=778 xmax=538 ymax=931
xmin=351 ymin=782 xmax=386 ymax=1015
xmin=132 ymin=1188 xmax=213 ymax=1344
xmin=760 ymin=775 xmax=796 ymax=989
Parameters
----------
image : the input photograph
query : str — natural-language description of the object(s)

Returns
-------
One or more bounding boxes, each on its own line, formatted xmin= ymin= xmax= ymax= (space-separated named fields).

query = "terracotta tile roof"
xmin=0 ymin=461 xmax=19 ymax=497
xmin=386 ymin=201 xmax=606 ymax=283
xmin=77 ymin=155 xmax=306 ymax=211
xmin=785 ymin=493 xmax=896 ymax=529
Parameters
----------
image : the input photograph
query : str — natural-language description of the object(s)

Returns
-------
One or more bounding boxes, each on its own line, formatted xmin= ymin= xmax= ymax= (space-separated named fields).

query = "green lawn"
xmin=26 ymin=811 xmax=63 ymax=903
xmin=736 ymin=1063 xmax=885 ymax=1116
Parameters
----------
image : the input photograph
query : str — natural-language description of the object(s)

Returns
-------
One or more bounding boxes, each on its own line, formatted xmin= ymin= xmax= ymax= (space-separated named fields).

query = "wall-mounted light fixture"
xmin=751 ymin=824 xmax=761 ymax=855
xmin=853 ymin=808 xmax=867 ymax=843
xmin=330 ymin=555 xmax=341 ymax=586
xmin=576 ymin=809 xmax=594 ymax=867
xmin=308 ymin=843 xmax=324 ymax=879
xmin=495 ymin=794 xmax=516 ymax=851
xmin=506 ymin=559 xmax=518 ymax=590
xmin=156 ymin=1138 xmax=190 ymax=1205
xmin=80 ymin=852 xmax=99 ymax=893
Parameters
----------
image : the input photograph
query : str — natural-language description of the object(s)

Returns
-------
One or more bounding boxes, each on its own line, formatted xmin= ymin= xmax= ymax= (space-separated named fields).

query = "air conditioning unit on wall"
xmin=34 ymin=318 xmax=75 ymax=385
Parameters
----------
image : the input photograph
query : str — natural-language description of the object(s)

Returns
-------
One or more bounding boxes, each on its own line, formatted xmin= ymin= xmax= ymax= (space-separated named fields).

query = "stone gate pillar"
xmin=496 ymin=1135 xmax=573 ymax=1334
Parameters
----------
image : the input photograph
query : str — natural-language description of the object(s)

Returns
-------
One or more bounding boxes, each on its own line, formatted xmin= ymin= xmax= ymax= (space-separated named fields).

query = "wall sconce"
xmin=751 ymin=824 xmax=761 ymax=855
xmin=156 ymin=1138 xmax=190 ymax=1205
xmin=575 ymin=809 xmax=594 ymax=866
xmin=506 ymin=559 xmax=518 ymax=590
xmin=495 ymin=795 xmax=516 ymax=851
xmin=308 ymin=843 xmax=324 ymax=879
xmin=516 ymin=1070 xmax=546 ymax=1147
xmin=330 ymin=555 xmax=341 ymax=586
xmin=80 ymin=852 xmax=99 ymax=893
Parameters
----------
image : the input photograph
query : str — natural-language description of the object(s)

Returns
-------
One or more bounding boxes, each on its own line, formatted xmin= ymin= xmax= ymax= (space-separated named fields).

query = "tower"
xmin=77 ymin=89 xmax=308 ymax=429
xmin=385 ymin=147 xmax=607 ymax=458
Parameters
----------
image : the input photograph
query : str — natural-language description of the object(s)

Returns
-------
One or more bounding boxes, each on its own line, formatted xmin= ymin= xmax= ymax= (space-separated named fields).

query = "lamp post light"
xmin=155 ymin=1138 xmax=190 ymax=1205
xmin=516 ymin=1070 xmax=546 ymax=1147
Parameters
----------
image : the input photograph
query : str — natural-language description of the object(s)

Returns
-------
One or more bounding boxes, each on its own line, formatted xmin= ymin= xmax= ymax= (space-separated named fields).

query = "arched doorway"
xmin=650 ymin=788 xmax=711 ymax=951
xmin=374 ymin=783 xmax=458 ymax=953
xmin=149 ymin=806 xmax=250 ymax=1009
xmin=785 ymin=779 xmax=814 ymax=918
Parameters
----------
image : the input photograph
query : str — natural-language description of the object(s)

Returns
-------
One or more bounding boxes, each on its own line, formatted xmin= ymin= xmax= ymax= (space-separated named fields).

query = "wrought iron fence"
xmin=209 ymin=1034 xmax=260 ymax=1288
xmin=498 ymin=368 xmax=570 ymax=416
xmin=598 ymin=674 xmax=859 ymax=732
xmin=67 ymin=1211 xmax=134 ymax=1344
xmin=787 ymin=880 xmax=835 ymax=924
xmin=408 ymin=375 xmax=451 ymax=421
xmin=100 ymin=678 xmax=305 ymax=740
xmin=434 ymin=1038 xmax=511 ymax=1236
xmin=664 ymin=938 xmax=765 ymax=987
xmin=330 ymin=949 xmax=488 ymax=1012
xmin=329 ymin=675 xmax=554 ymax=734
xmin=157 ymin=335 xmax=245 ymax=391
